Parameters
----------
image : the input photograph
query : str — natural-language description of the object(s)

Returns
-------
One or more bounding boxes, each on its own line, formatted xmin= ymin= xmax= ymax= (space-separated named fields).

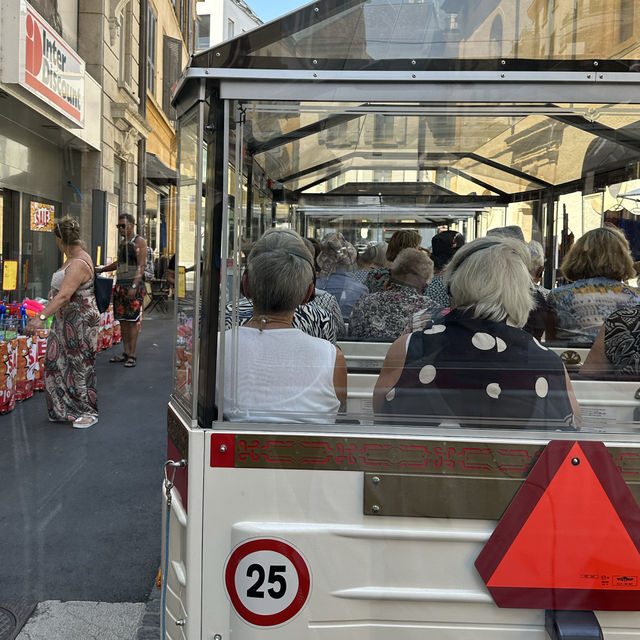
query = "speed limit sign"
xmin=224 ymin=538 xmax=312 ymax=627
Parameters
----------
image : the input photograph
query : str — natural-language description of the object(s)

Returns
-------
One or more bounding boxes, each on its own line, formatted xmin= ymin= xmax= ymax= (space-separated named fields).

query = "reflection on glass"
xmin=197 ymin=0 xmax=640 ymax=69
xmin=174 ymin=109 xmax=199 ymax=408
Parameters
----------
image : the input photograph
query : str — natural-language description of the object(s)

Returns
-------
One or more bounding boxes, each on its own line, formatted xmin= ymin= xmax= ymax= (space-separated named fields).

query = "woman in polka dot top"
xmin=374 ymin=237 xmax=581 ymax=430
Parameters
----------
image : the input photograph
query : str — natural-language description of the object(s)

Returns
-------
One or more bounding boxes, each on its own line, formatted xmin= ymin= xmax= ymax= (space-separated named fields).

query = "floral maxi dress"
xmin=45 ymin=265 xmax=100 ymax=421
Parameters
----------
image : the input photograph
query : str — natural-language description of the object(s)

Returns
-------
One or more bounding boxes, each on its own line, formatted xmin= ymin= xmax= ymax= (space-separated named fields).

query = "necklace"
xmin=246 ymin=315 xmax=294 ymax=331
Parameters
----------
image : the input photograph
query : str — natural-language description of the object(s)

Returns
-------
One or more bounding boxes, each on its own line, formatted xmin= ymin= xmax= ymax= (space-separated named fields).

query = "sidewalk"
xmin=15 ymin=581 xmax=161 ymax=640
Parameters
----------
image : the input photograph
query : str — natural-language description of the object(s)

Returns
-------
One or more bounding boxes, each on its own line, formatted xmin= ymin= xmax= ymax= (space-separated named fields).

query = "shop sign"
xmin=30 ymin=202 xmax=55 ymax=232
xmin=1 ymin=1 xmax=85 ymax=126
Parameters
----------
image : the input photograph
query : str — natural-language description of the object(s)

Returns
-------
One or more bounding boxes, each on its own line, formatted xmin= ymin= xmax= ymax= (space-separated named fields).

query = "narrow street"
xmin=0 ymin=311 xmax=174 ymax=638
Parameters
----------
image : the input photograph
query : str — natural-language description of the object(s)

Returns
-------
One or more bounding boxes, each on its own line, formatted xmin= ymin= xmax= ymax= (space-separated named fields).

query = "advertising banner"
xmin=1 ymin=1 xmax=85 ymax=126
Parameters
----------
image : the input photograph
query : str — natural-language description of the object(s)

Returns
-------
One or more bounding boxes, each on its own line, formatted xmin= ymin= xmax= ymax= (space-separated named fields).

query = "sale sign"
xmin=30 ymin=201 xmax=55 ymax=232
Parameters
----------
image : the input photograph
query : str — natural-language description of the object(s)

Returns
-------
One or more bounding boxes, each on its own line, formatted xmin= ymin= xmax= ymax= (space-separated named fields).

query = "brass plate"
xmin=363 ymin=472 xmax=640 ymax=520
xmin=364 ymin=473 xmax=523 ymax=519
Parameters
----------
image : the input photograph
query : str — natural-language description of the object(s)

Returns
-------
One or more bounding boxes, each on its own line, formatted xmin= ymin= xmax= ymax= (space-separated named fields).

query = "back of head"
xmin=560 ymin=226 xmax=635 ymax=282
xmin=391 ymin=248 xmax=434 ymax=283
xmin=486 ymin=225 xmax=525 ymax=243
xmin=54 ymin=215 xmax=82 ymax=246
xmin=386 ymin=229 xmax=422 ymax=262
xmin=527 ymin=240 xmax=545 ymax=276
xmin=317 ymin=232 xmax=357 ymax=273
xmin=357 ymin=241 xmax=387 ymax=267
xmin=444 ymin=237 xmax=534 ymax=327
xmin=431 ymin=230 xmax=465 ymax=270
xmin=246 ymin=229 xmax=314 ymax=313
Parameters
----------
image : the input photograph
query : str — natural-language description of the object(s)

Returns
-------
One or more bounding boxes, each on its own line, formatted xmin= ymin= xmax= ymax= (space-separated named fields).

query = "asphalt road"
xmin=0 ymin=311 xmax=174 ymax=604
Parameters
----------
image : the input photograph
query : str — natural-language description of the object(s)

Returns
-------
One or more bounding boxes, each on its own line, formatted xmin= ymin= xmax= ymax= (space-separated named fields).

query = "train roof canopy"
xmin=191 ymin=0 xmax=640 ymax=73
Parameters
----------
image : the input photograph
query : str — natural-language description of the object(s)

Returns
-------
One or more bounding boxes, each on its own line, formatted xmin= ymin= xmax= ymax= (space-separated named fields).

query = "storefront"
xmin=0 ymin=1 xmax=101 ymax=300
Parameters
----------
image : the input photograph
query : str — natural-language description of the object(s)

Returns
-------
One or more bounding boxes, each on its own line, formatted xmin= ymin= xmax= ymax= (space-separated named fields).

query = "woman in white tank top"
xmin=223 ymin=229 xmax=346 ymax=424
xmin=24 ymin=216 xmax=100 ymax=428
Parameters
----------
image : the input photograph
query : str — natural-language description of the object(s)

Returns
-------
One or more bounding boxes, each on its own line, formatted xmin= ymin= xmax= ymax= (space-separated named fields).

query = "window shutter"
xmin=163 ymin=36 xmax=182 ymax=122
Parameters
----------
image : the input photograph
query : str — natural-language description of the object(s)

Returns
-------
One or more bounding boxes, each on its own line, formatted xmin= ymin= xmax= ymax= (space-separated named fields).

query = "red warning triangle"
xmin=475 ymin=440 xmax=640 ymax=610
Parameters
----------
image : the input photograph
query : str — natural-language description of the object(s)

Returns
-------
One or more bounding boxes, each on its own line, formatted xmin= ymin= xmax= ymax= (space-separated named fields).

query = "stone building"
xmin=196 ymin=0 xmax=261 ymax=51
xmin=143 ymin=0 xmax=196 ymax=264
xmin=0 ymin=0 xmax=102 ymax=299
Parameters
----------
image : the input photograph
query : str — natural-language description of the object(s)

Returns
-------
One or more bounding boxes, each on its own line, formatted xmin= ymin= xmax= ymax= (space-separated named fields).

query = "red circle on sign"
xmin=224 ymin=538 xmax=311 ymax=627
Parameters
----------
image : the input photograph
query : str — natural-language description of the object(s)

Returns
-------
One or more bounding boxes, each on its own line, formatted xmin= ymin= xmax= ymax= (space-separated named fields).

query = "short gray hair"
xmin=359 ymin=242 xmax=387 ymax=267
xmin=391 ymin=248 xmax=433 ymax=282
xmin=247 ymin=229 xmax=314 ymax=313
xmin=527 ymin=240 xmax=545 ymax=276
xmin=444 ymin=237 xmax=534 ymax=327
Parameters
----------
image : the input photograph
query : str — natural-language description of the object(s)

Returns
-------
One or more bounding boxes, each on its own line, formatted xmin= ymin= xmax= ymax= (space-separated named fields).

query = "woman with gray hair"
xmin=374 ymin=237 xmax=580 ymax=429
xmin=316 ymin=232 xmax=368 ymax=321
xmin=223 ymin=229 xmax=346 ymax=423
xmin=350 ymin=248 xmax=437 ymax=340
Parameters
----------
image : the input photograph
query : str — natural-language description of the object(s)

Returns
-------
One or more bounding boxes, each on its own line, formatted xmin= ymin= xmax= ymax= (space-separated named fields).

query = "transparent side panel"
xmin=208 ymin=98 xmax=640 ymax=435
xmin=173 ymin=108 xmax=200 ymax=409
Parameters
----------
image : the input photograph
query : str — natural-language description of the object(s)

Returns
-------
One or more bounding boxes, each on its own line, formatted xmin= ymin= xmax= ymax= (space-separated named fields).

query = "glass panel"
xmin=213 ymin=98 xmax=640 ymax=435
xmin=248 ymin=102 xmax=640 ymax=196
xmin=194 ymin=0 xmax=639 ymax=70
xmin=174 ymin=108 xmax=200 ymax=409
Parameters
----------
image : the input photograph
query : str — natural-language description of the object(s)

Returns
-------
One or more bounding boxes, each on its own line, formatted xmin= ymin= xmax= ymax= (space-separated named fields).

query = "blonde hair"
xmin=561 ymin=226 xmax=635 ymax=282
xmin=54 ymin=216 xmax=82 ymax=246
xmin=444 ymin=237 xmax=534 ymax=327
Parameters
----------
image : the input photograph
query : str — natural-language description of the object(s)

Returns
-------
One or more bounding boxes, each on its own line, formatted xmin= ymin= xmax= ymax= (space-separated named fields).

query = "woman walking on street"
xmin=24 ymin=216 xmax=100 ymax=428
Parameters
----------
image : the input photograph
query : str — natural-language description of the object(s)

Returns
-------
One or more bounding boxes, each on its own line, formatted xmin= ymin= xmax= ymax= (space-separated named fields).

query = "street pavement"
xmin=0 ymin=309 xmax=174 ymax=639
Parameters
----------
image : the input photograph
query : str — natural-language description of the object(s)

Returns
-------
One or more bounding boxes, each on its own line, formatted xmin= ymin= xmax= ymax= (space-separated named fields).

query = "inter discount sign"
xmin=21 ymin=2 xmax=84 ymax=125
xmin=224 ymin=538 xmax=311 ymax=627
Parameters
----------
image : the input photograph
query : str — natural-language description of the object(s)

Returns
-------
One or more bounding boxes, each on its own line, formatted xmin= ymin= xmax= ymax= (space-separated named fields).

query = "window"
xmin=118 ymin=2 xmax=133 ymax=88
xmin=227 ymin=18 xmax=234 ymax=40
xmin=197 ymin=14 xmax=210 ymax=50
xmin=147 ymin=5 xmax=157 ymax=94
xmin=114 ymin=158 xmax=126 ymax=213
xmin=163 ymin=36 xmax=182 ymax=121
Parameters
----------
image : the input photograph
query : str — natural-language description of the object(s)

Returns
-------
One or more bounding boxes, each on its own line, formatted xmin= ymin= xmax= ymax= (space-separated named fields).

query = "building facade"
xmin=143 ymin=0 xmax=195 ymax=265
xmin=0 ymin=0 xmax=102 ymax=299
xmin=196 ymin=0 xmax=261 ymax=51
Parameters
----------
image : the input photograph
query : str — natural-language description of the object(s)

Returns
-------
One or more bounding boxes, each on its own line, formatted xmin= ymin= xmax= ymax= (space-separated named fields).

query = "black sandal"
xmin=109 ymin=352 xmax=128 ymax=363
xmin=124 ymin=356 xmax=137 ymax=368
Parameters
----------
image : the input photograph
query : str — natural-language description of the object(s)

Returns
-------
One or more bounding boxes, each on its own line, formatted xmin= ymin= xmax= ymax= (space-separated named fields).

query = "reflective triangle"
xmin=476 ymin=440 xmax=640 ymax=610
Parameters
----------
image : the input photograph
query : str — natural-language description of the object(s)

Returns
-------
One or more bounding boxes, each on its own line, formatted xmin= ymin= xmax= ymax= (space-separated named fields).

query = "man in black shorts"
xmin=96 ymin=213 xmax=148 ymax=368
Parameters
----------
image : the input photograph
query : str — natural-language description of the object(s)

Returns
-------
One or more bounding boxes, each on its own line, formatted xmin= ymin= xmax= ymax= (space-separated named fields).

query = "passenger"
xmin=374 ymin=237 xmax=581 ymax=429
xmin=316 ymin=232 xmax=368 ymax=321
xmin=424 ymin=230 xmax=464 ymax=307
xmin=223 ymin=229 xmax=346 ymax=423
xmin=349 ymin=248 xmax=437 ymax=340
xmin=582 ymin=305 xmax=640 ymax=376
xmin=546 ymin=226 xmax=640 ymax=343
xmin=365 ymin=229 xmax=422 ymax=292
xmin=302 ymin=238 xmax=346 ymax=338
xmin=527 ymin=240 xmax=549 ymax=298
xmin=523 ymin=240 xmax=553 ymax=340
xmin=353 ymin=242 xmax=387 ymax=284
xmin=486 ymin=225 xmax=526 ymax=242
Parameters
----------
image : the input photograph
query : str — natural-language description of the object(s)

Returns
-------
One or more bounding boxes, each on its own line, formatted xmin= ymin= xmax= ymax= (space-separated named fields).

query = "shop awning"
xmin=146 ymin=153 xmax=177 ymax=186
